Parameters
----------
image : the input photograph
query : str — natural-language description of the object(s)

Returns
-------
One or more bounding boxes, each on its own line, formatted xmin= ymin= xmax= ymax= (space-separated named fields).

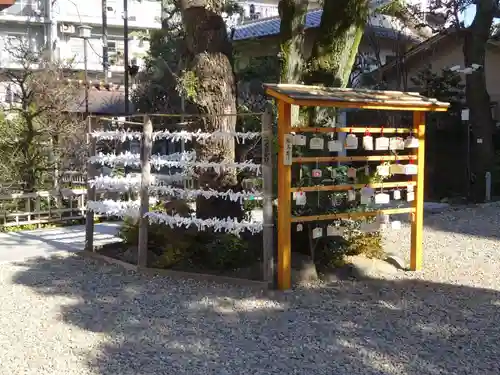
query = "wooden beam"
xmin=293 ymin=155 xmax=417 ymax=163
xmin=138 ymin=115 xmax=152 ymax=268
xmin=85 ymin=117 xmax=97 ymax=252
xmin=291 ymin=207 xmax=415 ymax=223
xmin=291 ymin=99 xmax=449 ymax=112
xmin=290 ymin=181 xmax=416 ymax=193
xmin=410 ymin=111 xmax=426 ymax=271
xmin=261 ymin=103 xmax=274 ymax=287
xmin=277 ymin=100 xmax=292 ymax=291
xmin=265 ymin=88 xmax=295 ymax=105
xmin=290 ymin=127 xmax=413 ymax=134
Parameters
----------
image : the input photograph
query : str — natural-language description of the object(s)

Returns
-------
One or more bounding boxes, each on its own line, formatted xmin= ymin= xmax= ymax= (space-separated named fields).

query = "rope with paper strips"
xmin=86 ymin=116 xmax=265 ymax=235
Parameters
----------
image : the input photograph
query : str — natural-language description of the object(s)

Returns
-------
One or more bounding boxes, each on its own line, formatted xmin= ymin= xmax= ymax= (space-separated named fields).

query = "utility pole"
xmin=123 ymin=0 xmax=129 ymax=114
xmin=102 ymin=0 xmax=109 ymax=83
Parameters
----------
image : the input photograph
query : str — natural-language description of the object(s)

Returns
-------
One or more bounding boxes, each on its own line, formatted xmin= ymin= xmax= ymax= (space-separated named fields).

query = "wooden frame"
xmin=84 ymin=110 xmax=275 ymax=286
xmin=266 ymin=84 xmax=449 ymax=290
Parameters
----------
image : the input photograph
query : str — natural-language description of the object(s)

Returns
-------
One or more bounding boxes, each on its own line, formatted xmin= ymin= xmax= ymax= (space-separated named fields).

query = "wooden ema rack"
xmin=265 ymin=83 xmax=450 ymax=290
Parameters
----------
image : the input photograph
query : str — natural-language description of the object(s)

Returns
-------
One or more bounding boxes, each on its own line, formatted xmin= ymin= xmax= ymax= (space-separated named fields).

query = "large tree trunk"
xmin=306 ymin=0 xmax=368 ymax=87
xmin=463 ymin=0 xmax=496 ymax=202
xmin=278 ymin=0 xmax=308 ymax=127
xmin=305 ymin=0 xmax=369 ymax=125
xmin=179 ymin=0 xmax=242 ymax=219
xmin=278 ymin=0 xmax=308 ymax=84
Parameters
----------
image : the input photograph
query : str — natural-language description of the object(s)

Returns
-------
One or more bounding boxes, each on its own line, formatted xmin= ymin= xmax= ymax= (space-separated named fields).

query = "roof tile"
xmin=232 ymin=9 xmax=421 ymax=42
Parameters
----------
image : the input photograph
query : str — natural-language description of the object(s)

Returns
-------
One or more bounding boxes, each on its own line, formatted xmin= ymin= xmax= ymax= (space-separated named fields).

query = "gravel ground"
xmin=1 ymin=203 xmax=500 ymax=375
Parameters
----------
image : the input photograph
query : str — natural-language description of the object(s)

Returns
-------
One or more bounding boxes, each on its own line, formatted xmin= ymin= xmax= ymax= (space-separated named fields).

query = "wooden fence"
xmin=0 ymin=189 xmax=88 ymax=228
xmin=0 ymin=188 xmax=126 ymax=228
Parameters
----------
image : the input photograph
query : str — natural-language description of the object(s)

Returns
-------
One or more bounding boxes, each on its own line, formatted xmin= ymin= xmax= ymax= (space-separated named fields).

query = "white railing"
xmin=0 ymin=186 xmax=152 ymax=228
xmin=60 ymin=171 xmax=86 ymax=186
xmin=0 ymin=188 xmax=88 ymax=228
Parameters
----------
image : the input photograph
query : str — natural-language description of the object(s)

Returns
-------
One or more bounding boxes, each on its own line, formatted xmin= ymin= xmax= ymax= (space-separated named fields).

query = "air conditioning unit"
xmin=60 ymin=24 xmax=75 ymax=34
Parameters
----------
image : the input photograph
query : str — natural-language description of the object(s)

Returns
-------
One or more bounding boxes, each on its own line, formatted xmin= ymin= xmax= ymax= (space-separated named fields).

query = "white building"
xmin=0 ymin=0 xmax=162 ymax=82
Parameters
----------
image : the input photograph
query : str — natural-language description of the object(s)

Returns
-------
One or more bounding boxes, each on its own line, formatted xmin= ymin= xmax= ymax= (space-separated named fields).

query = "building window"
xmin=108 ymin=41 xmax=116 ymax=54
xmin=108 ymin=40 xmax=124 ymax=65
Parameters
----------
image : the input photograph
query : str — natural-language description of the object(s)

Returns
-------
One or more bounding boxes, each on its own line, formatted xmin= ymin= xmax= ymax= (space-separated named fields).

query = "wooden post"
xmin=85 ymin=116 xmax=97 ymax=252
xmin=35 ymin=196 xmax=41 ymax=228
xmin=261 ymin=102 xmax=274 ymax=287
xmin=410 ymin=111 xmax=426 ymax=270
xmin=26 ymin=197 xmax=31 ymax=223
xmin=277 ymin=100 xmax=292 ymax=290
xmin=138 ymin=115 xmax=152 ymax=268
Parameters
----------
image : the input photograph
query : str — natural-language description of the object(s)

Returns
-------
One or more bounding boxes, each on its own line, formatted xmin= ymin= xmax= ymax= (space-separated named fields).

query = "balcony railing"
xmin=54 ymin=0 xmax=162 ymax=29
xmin=0 ymin=0 xmax=45 ymax=18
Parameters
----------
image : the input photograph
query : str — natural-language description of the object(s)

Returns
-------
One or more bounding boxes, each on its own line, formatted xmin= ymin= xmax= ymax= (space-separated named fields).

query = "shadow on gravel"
xmin=422 ymin=204 xmax=500 ymax=240
xmin=11 ymin=255 xmax=500 ymax=375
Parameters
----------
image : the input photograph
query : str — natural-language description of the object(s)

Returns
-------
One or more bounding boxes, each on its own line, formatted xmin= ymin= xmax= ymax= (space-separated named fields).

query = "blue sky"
xmin=462 ymin=4 xmax=500 ymax=27
xmin=463 ymin=4 xmax=475 ymax=26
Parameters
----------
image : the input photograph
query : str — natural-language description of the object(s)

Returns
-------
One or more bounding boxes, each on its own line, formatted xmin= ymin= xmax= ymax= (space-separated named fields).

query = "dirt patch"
xmin=95 ymin=242 xmax=265 ymax=281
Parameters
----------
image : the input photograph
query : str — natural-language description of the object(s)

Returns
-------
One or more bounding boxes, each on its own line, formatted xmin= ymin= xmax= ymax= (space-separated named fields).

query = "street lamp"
xmin=78 ymin=25 xmax=92 ymax=114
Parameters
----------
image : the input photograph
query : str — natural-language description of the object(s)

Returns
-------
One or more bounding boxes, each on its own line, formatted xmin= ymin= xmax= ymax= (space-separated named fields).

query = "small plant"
xmin=345 ymin=232 xmax=384 ymax=259
xmin=190 ymin=232 xmax=254 ymax=271
xmin=119 ymin=198 xmax=260 ymax=272
xmin=289 ymin=164 xmax=387 ymax=271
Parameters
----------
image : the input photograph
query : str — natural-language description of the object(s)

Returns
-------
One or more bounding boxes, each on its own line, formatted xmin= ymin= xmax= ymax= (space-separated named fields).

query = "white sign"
xmin=284 ymin=134 xmax=294 ymax=165
xmin=312 ymin=227 xmax=323 ymax=239
xmin=328 ymin=140 xmax=343 ymax=152
xmin=294 ymin=134 xmax=307 ymax=146
xmin=309 ymin=137 xmax=324 ymax=150
xmin=345 ymin=134 xmax=359 ymax=150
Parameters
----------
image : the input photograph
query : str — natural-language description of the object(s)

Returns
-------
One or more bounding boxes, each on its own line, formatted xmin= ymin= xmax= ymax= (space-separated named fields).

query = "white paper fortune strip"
xmin=146 ymin=212 xmax=263 ymax=236
xmin=87 ymin=199 xmax=141 ymax=218
xmin=89 ymin=176 xmax=260 ymax=202
xmin=151 ymin=186 xmax=261 ymax=203
xmin=89 ymin=173 xmax=192 ymax=191
xmin=89 ymin=151 xmax=196 ymax=166
xmin=91 ymin=129 xmax=262 ymax=143
xmin=153 ymin=160 xmax=262 ymax=174
xmin=89 ymin=152 xmax=261 ymax=174
xmin=89 ymin=174 xmax=141 ymax=191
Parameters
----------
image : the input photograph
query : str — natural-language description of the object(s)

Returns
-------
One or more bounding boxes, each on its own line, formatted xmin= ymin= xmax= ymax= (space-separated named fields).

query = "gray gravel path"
xmin=1 ymin=203 xmax=500 ymax=375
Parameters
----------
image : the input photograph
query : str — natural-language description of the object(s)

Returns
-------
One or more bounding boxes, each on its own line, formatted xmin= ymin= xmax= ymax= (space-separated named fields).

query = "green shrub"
xmin=119 ymin=199 xmax=198 ymax=267
xmin=287 ymin=165 xmax=388 ymax=269
xmin=152 ymin=240 xmax=193 ymax=269
xmin=119 ymin=199 xmax=260 ymax=272
xmin=345 ymin=232 xmax=384 ymax=259
xmin=313 ymin=235 xmax=350 ymax=269
xmin=189 ymin=232 xmax=257 ymax=271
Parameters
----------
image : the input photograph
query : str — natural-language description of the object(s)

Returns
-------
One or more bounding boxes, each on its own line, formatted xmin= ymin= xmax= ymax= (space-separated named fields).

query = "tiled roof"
xmin=66 ymin=88 xmax=135 ymax=115
xmin=232 ymin=9 xmax=422 ymax=42
xmin=62 ymin=79 xmax=125 ymax=92
xmin=61 ymin=79 xmax=135 ymax=115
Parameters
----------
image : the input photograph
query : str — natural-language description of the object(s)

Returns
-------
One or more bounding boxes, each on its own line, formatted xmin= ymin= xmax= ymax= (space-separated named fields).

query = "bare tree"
xmin=0 ymin=38 xmax=87 ymax=192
